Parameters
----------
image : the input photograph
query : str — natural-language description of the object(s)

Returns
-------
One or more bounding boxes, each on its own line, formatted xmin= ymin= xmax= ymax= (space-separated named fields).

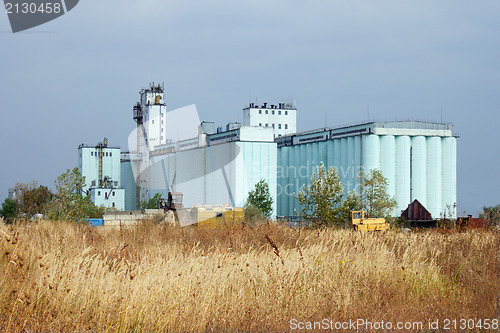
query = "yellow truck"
xmin=350 ymin=210 xmax=389 ymax=232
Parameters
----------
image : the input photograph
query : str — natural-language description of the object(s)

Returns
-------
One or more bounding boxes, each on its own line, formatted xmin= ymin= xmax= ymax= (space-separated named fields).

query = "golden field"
xmin=0 ymin=221 xmax=499 ymax=332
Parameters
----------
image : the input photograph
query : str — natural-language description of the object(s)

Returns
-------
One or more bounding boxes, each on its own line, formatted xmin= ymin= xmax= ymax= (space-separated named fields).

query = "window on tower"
xmin=259 ymin=110 xmax=262 ymax=114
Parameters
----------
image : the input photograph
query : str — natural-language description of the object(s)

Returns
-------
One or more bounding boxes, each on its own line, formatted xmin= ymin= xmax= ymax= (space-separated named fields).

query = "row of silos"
xmin=277 ymin=134 xmax=456 ymax=218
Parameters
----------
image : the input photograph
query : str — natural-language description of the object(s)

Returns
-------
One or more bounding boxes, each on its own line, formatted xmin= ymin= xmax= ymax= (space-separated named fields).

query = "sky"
xmin=1 ymin=0 xmax=499 ymax=216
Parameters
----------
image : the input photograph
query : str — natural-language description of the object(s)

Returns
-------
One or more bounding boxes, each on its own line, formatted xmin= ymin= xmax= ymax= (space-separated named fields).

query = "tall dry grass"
xmin=0 ymin=221 xmax=498 ymax=332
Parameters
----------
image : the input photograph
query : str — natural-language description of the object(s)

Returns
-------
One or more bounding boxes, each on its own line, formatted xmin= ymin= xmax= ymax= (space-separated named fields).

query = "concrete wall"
xmin=103 ymin=209 xmax=164 ymax=226
xmin=147 ymin=140 xmax=278 ymax=217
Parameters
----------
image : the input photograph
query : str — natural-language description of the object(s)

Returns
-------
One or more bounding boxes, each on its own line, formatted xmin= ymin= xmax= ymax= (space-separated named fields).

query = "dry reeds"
xmin=0 ymin=221 xmax=498 ymax=332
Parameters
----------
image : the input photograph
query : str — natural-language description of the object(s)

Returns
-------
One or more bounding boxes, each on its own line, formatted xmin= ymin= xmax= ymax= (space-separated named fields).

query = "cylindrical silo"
xmin=277 ymin=147 xmax=285 ymax=216
xmin=354 ymin=136 xmax=361 ymax=189
xmin=411 ymin=136 xmax=427 ymax=208
xmin=340 ymin=137 xmax=348 ymax=187
xmin=333 ymin=138 xmax=341 ymax=170
xmin=295 ymin=143 xmax=307 ymax=215
xmin=361 ymin=134 xmax=380 ymax=174
xmin=312 ymin=142 xmax=319 ymax=167
xmin=319 ymin=141 xmax=327 ymax=167
xmin=426 ymin=137 xmax=442 ymax=218
xmin=442 ymin=137 xmax=457 ymax=218
xmin=281 ymin=146 xmax=295 ymax=216
xmin=293 ymin=145 xmax=301 ymax=217
xmin=346 ymin=136 xmax=355 ymax=191
xmin=380 ymin=135 xmax=396 ymax=198
xmin=327 ymin=140 xmax=335 ymax=169
xmin=395 ymin=136 xmax=411 ymax=215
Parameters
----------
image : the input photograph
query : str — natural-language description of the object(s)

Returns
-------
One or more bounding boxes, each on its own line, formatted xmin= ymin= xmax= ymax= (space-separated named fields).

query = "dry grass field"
xmin=0 ymin=221 xmax=499 ymax=332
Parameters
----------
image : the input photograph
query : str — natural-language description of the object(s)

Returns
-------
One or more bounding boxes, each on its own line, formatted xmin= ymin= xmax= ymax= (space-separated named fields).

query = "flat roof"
xmin=275 ymin=120 xmax=457 ymax=147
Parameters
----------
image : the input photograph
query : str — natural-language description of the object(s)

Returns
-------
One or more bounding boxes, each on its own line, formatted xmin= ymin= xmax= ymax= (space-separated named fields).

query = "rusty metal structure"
xmin=401 ymin=199 xmax=436 ymax=228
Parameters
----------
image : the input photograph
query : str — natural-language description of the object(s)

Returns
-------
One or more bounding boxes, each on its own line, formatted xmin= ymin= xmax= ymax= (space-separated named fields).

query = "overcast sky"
xmin=1 ymin=0 xmax=499 ymax=216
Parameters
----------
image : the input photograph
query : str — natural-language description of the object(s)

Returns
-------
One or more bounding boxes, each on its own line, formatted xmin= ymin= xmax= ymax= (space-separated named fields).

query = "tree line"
xmin=0 ymin=168 xmax=105 ymax=223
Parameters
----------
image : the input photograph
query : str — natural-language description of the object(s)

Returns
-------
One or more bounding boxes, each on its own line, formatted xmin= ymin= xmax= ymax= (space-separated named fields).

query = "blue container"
xmin=84 ymin=218 xmax=104 ymax=226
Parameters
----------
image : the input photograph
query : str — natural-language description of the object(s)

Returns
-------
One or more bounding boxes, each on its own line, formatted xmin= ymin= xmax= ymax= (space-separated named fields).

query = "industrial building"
xmin=275 ymin=122 xmax=457 ymax=218
xmin=86 ymin=83 xmax=458 ymax=219
xmin=242 ymin=102 xmax=297 ymax=137
xmin=78 ymin=139 xmax=125 ymax=210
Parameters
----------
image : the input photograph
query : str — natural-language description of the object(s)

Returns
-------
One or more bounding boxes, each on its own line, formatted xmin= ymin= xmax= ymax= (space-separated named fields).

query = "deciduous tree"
xmin=357 ymin=169 xmax=397 ymax=218
xmin=295 ymin=162 xmax=358 ymax=227
xmin=245 ymin=179 xmax=273 ymax=219
xmin=0 ymin=198 xmax=18 ymax=223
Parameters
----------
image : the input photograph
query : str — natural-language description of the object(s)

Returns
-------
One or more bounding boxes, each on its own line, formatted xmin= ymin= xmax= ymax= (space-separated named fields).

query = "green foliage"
xmin=0 ymin=198 xmax=18 ymax=223
xmin=480 ymin=204 xmax=500 ymax=227
xmin=140 ymin=193 xmax=163 ymax=210
xmin=46 ymin=168 xmax=105 ymax=220
xmin=243 ymin=203 xmax=265 ymax=222
xmin=245 ymin=179 xmax=273 ymax=219
xmin=295 ymin=162 xmax=358 ymax=227
xmin=357 ymin=168 xmax=397 ymax=218
xmin=12 ymin=182 xmax=53 ymax=218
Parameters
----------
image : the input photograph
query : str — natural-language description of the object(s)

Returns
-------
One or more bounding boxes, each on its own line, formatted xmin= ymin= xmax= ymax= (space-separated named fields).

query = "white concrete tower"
xmin=133 ymin=83 xmax=167 ymax=207
xmin=243 ymin=101 xmax=297 ymax=137
xmin=140 ymin=82 xmax=167 ymax=149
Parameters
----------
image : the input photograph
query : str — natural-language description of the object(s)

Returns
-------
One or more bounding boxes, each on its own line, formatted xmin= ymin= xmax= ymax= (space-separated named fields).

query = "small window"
xmin=259 ymin=110 xmax=262 ymax=114
xmin=285 ymin=124 xmax=288 ymax=129
xmin=112 ymin=202 xmax=116 ymax=208
xmin=285 ymin=111 xmax=288 ymax=115
xmin=91 ymin=180 xmax=96 ymax=186
xmin=278 ymin=111 xmax=281 ymax=115
xmin=106 ymin=152 xmax=108 ymax=157
xmin=278 ymin=124 xmax=282 ymax=129
xmin=259 ymin=123 xmax=262 ymax=126
xmin=91 ymin=152 xmax=93 ymax=156
xmin=272 ymin=124 xmax=275 ymax=129
xmin=114 ymin=181 xmax=118 ymax=186
xmin=112 ymin=191 xmax=115 ymax=196
xmin=98 ymin=191 xmax=101 ymax=196
xmin=265 ymin=124 xmax=268 ymax=127
xmin=265 ymin=110 xmax=268 ymax=114
xmin=152 ymin=120 xmax=155 ymax=124
xmin=272 ymin=110 xmax=275 ymax=115
xmin=109 ymin=152 xmax=112 ymax=157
